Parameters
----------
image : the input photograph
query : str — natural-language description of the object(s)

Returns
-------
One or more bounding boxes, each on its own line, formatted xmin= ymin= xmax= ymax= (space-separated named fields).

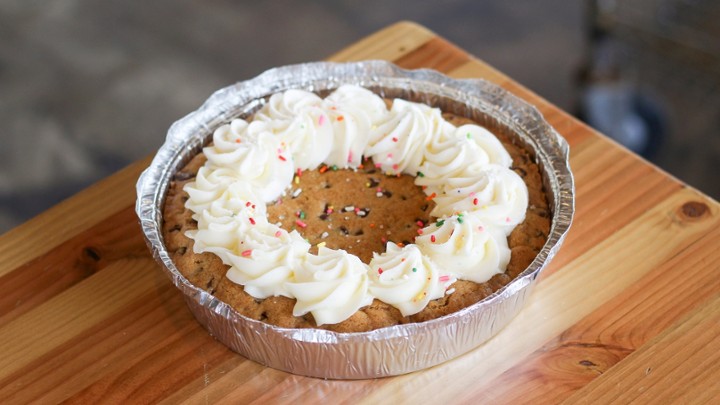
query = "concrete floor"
xmin=0 ymin=0 xmax=717 ymax=233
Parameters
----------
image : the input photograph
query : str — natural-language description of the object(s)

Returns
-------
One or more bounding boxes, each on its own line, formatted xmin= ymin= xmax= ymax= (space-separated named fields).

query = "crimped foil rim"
xmin=136 ymin=60 xmax=574 ymax=376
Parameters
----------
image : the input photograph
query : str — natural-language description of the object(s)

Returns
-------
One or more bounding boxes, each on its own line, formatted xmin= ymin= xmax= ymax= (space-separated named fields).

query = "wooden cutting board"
xmin=1 ymin=21 xmax=718 ymax=404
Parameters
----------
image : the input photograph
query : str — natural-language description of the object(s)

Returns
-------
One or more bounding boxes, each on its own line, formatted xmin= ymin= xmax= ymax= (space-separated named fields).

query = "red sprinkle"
xmin=241 ymin=249 xmax=252 ymax=257
xmin=392 ymin=137 xmax=398 ymax=142
xmin=430 ymin=235 xmax=437 ymax=243
xmin=439 ymin=275 xmax=450 ymax=282
xmin=337 ymin=115 xmax=344 ymax=122
xmin=381 ymin=237 xmax=387 ymax=244
xmin=426 ymin=192 xmax=437 ymax=201
xmin=416 ymin=220 xmax=424 ymax=227
xmin=378 ymin=268 xmax=383 ymax=275
xmin=245 ymin=201 xmax=252 ymax=207
xmin=392 ymin=164 xmax=399 ymax=171
xmin=319 ymin=165 xmax=328 ymax=173
xmin=249 ymin=217 xmax=256 ymax=225
xmin=234 ymin=138 xmax=241 ymax=143
xmin=295 ymin=219 xmax=307 ymax=228
xmin=296 ymin=168 xmax=303 ymax=177
xmin=274 ymin=230 xmax=282 ymax=237
xmin=473 ymin=198 xmax=479 ymax=205
xmin=278 ymin=155 xmax=287 ymax=161
xmin=417 ymin=229 xmax=424 ymax=235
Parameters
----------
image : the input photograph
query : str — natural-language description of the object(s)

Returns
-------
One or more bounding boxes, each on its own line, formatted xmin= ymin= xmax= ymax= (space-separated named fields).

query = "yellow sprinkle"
xmin=294 ymin=175 xmax=300 ymax=184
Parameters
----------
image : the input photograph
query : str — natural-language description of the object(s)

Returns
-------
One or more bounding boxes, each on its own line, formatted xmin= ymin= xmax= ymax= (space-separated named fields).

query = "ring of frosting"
xmin=183 ymin=84 xmax=529 ymax=325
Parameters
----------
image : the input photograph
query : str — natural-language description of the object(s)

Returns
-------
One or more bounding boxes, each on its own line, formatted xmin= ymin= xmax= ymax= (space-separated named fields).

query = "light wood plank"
xmin=327 ymin=21 xmax=435 ymax=62
xmin=0 ymin=156 xmax=151 ymax=277
xmin=565 ymin=294 xmax=720 ymax=404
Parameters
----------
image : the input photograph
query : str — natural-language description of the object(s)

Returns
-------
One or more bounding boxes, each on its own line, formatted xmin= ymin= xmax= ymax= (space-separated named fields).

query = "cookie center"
xmin=266 ymin=158 xmax=435 ymax=263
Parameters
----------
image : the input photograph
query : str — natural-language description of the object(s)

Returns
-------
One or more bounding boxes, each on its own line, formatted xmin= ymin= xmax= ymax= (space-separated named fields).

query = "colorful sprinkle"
xmin=292 ymin=188 xmax=302 ymax=198
xmin=417 ymin=229 xmax=423 ymax=235
xmin=430 ymin=235 xmax=436 ymax=243
xmin=506 ymin=217 xmax=511 ymax=223
xmin=416 ymin=171 xmax=425 ymax=177
xmin=412 ymin=267 xmax=417 ymax=272
xmin=234 ymin=138 xmax=241 ymax=143
xmin=278 ymin=155 xmax=287 ymax=161
xmin=248 ymin=217 xmax=256 ymax=225
xmin=295 ymin=219 xmax=307 ymax=228
xmin=337 ymin=115 xmax=344 ymax=122
xmin=436 ymin=219 xmax=445 ymax=227
xmin=274 ymin=230 xmax=282 ymax=237
xmin=318 ymin=115 xmax=326 ymax=126
xmin=426 ymin=192 xmax=437 ymax=201
xmin=241 ymin=249 xmax=252 ymax=257
xmin=331 ymin=164 xmax=338 ymax=171
xmin=378 ymin=268 xmax=384 ymax=275
xmin=416 ymin=220 xmax=424 ymax=227
xmin=439 ymin=275 xmax=451 ymax=282
xmin=245 ymin=201 xmax=252 ymax=207
xmin=392 ymin=137 xmax=398 ymax=142
xmin=466 ymin=132 xmax=471 ymax=139
xmin=473 ymin=198 xmax=479 ymax=205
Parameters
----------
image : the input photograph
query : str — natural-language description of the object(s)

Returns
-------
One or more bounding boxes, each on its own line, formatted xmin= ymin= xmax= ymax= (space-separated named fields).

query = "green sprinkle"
xmin=466 ymin=132 xmax=471 ymax=139
xmin=299 ymin=211 xmax=306 ymax=219
xmin=331 ymin=164 xmax=338 ymax=171
xmin=412 ymin=267 xmax=417 ymax=272
xmin=457 ymin=217 xmax=464 ymax=224
xmin=416 ymin=171 xmax=425 ymax=177
xmin=436 ymin=219 xmax=445 ymax=227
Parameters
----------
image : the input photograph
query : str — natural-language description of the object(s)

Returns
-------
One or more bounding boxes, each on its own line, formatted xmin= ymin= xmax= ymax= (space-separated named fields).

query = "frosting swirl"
xmin=256 ymin=90 xmax=333 ymax=170
xmin=203 ymin=120 xmax=294 ymax=202
xmin=321 ymin=85 xmax=388 ymax=168
xmin=366 ymin=99 xmax=450 ymax=175
xmin=431 ymin=164 xmax=528 ymax=234
xmin=415 ymin=213 xmax=510 ymax=283
xmin=224 ymin=222 xmax=310 ymax=299
xmin=368 ymin=243 xmax=455 ymax=316
xmin=286 ymin=247 xmax=373 ymax=325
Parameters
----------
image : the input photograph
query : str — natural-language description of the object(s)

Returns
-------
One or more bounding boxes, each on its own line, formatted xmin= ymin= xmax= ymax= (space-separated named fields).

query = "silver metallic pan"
xmin=136 ymin=60 xmax=574 ymax=379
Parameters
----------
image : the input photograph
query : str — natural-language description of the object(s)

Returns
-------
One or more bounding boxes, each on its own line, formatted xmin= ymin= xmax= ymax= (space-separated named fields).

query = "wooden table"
xmin=1 ymin=21 xmax=718 ymax=404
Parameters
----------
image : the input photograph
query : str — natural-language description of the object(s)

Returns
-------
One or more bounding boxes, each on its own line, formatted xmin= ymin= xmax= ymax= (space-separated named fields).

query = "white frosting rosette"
xmin=255 ymin=90 xmax=333 ymax=170
xmin=224 ymin=221 xmax=310 ymax=299
xmin=431 ymin=164 xmax=528 ymax=234
xmin=322 ymin=84 xmax=388 ymax=168
xmin=185 ymin=182 xmax=264 ymax=256
xmin=203 ymin=120 xmax=294 ymax=202
xmin=366 ymin=99 xmax=451 ymax=175
xmin=415 ymin=213 xmax=510 ymax=283
xmin=416 ymin=124 xmax=513 ymax=194
xmin=286 ymin=247 xmax=373 ymax=325
xmin=368 ymin=243 xmax=456 ymax=316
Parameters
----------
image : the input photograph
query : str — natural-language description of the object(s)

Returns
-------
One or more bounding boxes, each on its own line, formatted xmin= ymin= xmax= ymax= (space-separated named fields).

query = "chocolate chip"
xmin=354 ymin=229 xmax=364 ymax=236
xmin=339 ymin=226 xmax=349 ymax=235
xmin=383 ymin=190 xmax=393 ymax=198
xmin=368 ymin=178 xmax=380 ymax=188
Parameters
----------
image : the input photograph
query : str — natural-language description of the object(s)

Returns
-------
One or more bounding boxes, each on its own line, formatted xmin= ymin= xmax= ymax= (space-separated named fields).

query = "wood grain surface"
xmin=1 ymin=21 xmax=718 ymax=404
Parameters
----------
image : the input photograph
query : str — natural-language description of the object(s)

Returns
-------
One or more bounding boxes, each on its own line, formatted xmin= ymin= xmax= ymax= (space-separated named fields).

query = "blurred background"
xmin=1 ymin=0 xmax=718 ymax=233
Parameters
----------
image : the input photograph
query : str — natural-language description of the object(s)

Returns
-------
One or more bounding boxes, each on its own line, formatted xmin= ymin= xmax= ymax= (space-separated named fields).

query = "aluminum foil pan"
xmin=136 ymin=60 xmax=574 ymax=379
